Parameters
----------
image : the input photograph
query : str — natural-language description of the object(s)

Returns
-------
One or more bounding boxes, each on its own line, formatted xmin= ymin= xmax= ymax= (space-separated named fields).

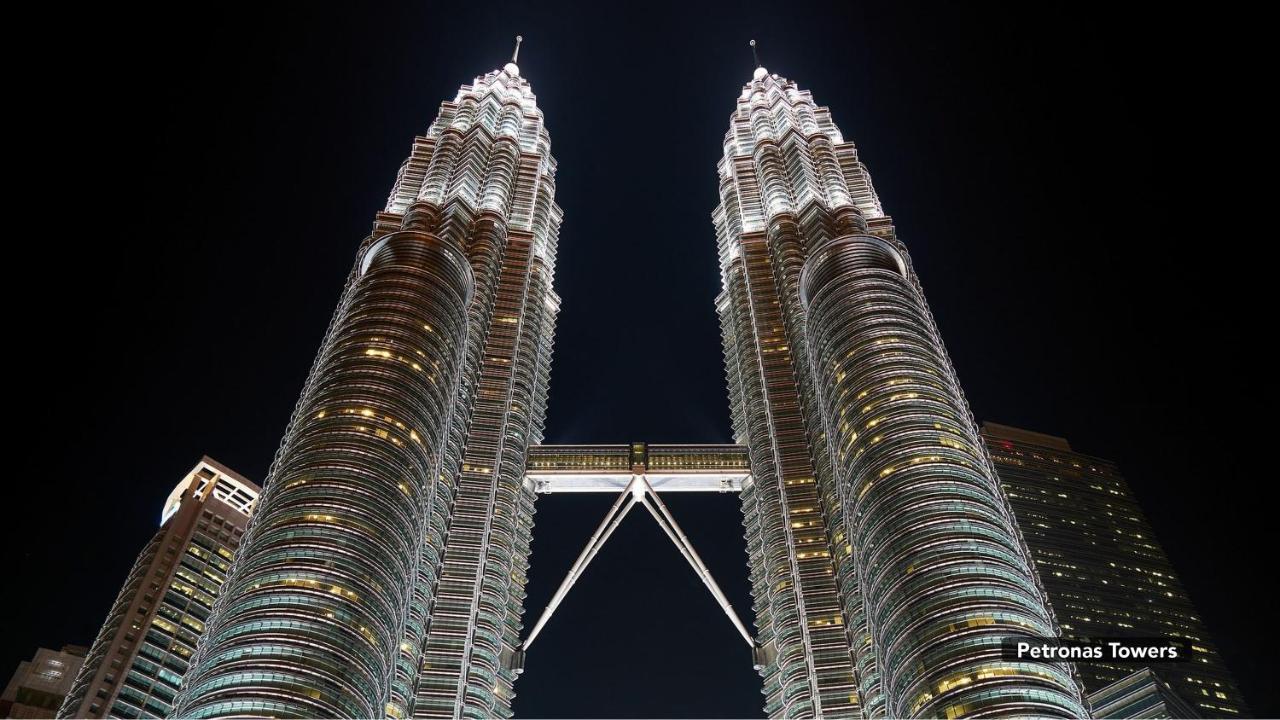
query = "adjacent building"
xmin=983 ymin=422 xmax=1249 ymax=717
xmin=57 ymin=458 xmax=258 ymax=719
xmin=2 ymin=646 xmax=86 ymax=718
xmin=1088 ymin=668 xmax=1198 ymax=719
xmin=172 ymin=43 xmax=560 ymax=720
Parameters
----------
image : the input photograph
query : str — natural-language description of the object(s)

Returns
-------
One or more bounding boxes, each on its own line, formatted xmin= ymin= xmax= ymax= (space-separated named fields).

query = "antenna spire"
xmin=750 ymin=39 xmax=761 ymax=68
xmin=512 ymin=35 xmax=523 ymax=63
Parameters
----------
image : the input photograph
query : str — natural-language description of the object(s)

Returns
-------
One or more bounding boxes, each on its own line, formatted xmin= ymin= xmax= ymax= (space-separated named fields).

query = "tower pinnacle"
xmin=749 ymin=39 xmax=767 ymax=80
xmin=504 ymin=35 xmax=523 ymax=76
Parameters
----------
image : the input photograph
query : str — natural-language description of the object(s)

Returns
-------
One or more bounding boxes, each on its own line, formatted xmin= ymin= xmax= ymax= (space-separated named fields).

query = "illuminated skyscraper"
xmin=983 ymin=422 xmax=1250 ymax=717
xmin=58 ymin=458 xmax=258 ymax=719
xmin=714 ymin=55 xmax=1088 ymax=717
xmin=171 ymin=41 xmax=560 ymax=720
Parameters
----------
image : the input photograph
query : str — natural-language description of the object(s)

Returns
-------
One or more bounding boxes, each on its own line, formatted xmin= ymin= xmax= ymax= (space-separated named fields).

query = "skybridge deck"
xmin=525 ymin=443 xmax=749 ymax=493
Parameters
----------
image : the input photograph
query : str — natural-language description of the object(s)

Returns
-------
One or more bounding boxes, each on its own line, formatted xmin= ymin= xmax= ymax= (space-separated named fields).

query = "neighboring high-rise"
xmin=58 ymin=458 xmax=258 ymax=719
xmin=2 ymin=645 xmax=86 ymax=718
xmin=172 ymin=42 xmax=560 ymax=720
xmin=713 ymin=57 xmax=1088 ymax=717
xmin=983 ymin=422 xmax=1250 ymax=717
xmin=1087 ymin=668 xmax=1198 ymax=719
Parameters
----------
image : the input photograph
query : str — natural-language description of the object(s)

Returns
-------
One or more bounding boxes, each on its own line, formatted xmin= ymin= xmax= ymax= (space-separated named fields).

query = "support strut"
xmin=520 ymin=475 xmax=755 ymax=653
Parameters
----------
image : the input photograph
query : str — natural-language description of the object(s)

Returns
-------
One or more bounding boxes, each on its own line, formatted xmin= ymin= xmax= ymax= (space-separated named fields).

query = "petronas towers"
xmin=717 ymin=65 xmax=1085 ymax=718
xmin=78 ymin=42 xmax=1090 ymax=719
xmin=173 ymin=49 xmax=560 ymax=719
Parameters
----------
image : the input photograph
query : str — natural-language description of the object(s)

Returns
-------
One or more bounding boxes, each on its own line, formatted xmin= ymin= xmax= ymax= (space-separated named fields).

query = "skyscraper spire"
xmin=748 ymin=39 xmax=768 ymax=81
xmin=512 ymin=34 xmax=523 ymax=63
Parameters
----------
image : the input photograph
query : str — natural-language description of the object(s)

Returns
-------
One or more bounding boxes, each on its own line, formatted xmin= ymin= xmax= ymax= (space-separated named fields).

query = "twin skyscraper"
xmin=70 ymin=43 xmax=1092 ymax=719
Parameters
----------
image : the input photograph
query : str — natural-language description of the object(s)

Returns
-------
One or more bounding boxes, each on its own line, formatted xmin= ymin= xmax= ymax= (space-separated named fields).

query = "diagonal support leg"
xmin=519 ymin=474 xmax=756 ymax=655
xmin=522 ymin=477 xmax=638 ymax=650
xmin=636 ymin=476 xmax=755 ymax=647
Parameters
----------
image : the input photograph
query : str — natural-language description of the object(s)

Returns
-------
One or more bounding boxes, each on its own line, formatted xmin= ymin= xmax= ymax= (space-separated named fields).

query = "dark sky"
xmin=6 ymin=2 xmax=1272 ymax=717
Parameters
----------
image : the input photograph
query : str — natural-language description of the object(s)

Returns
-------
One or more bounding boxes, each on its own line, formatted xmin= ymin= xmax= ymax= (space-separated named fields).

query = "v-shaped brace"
xmin=521 ymin=474 xmax=755 ymax=652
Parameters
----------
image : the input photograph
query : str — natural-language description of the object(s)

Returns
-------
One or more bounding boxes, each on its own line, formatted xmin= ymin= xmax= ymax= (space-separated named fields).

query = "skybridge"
xmin=512 ymin=443 xmax=771 ymax=671
xmin=525 ymin=442 xmax=749 ymax=493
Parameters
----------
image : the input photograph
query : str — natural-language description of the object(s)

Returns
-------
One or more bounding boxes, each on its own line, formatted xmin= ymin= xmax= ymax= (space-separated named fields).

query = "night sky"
xmin=7 ymin=2 xmax=1273 ymax=717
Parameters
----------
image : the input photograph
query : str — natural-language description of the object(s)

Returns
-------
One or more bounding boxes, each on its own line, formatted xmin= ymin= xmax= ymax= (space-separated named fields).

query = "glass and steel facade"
xmin=714 ymin=66 xmax=1088 ymax=718
xmin=171 ymin=57 xmax=560 ymax=720
xmin=58 ymin=459 xmax=259 ymax=719
xmin=983 ymin=422 xmax=1250 ymax=717
xmin=1087 ymin=667 xmax=1197 ymax=719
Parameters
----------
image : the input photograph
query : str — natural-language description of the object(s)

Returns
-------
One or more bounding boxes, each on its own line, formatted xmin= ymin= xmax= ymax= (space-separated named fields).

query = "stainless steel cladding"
xmin=800 ymin=235 xmax=1085 ymax=718
xmin=176 ymin=232 xmax=473 ymax=718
